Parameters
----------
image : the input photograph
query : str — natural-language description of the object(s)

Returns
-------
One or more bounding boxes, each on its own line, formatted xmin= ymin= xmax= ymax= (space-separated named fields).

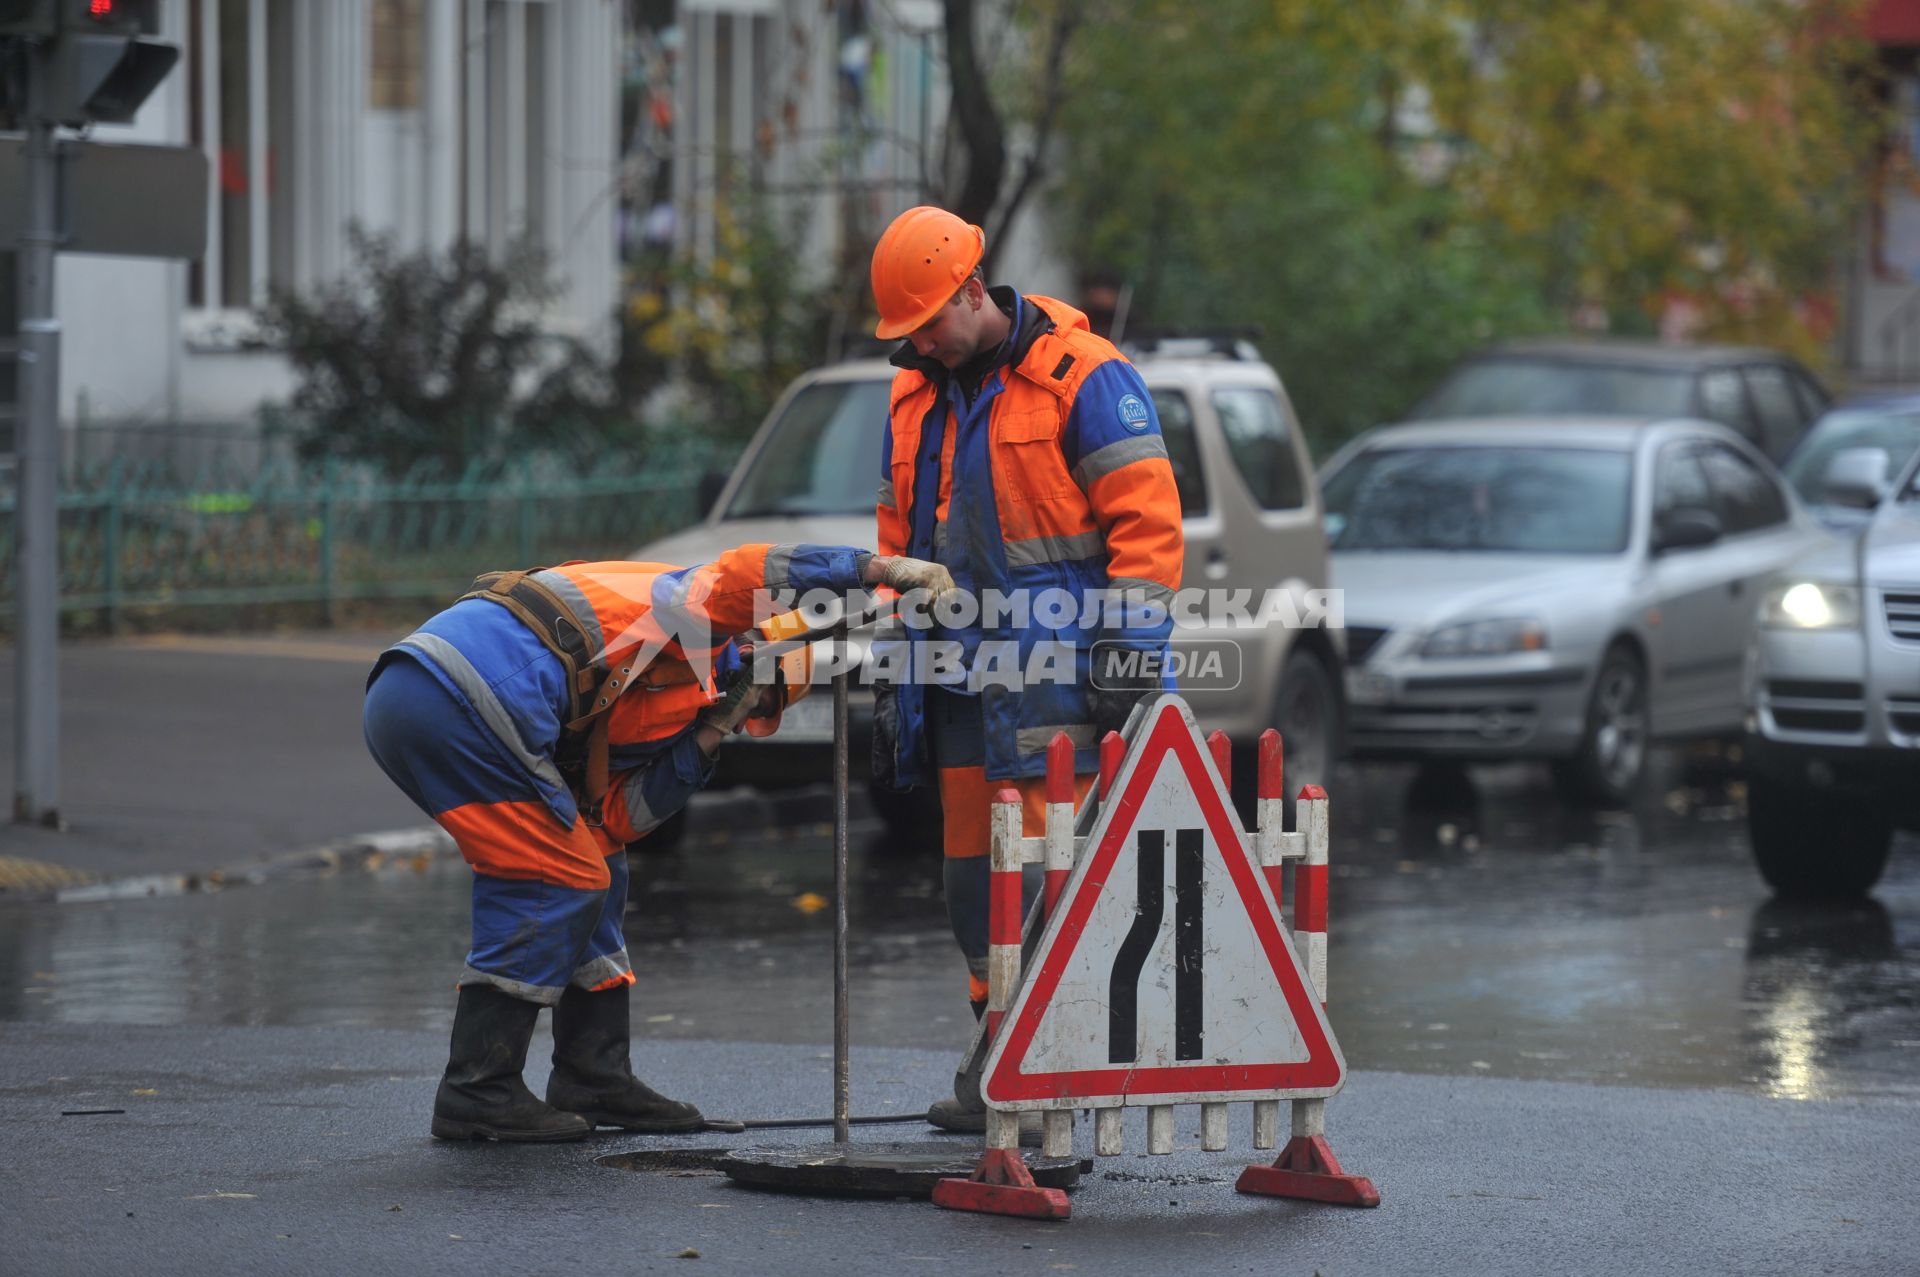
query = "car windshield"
xmin=1412 ymin=357 xmax=1693 ymax=419
xmin=1323 ymin=445 xmax=1634 ymax=553
xmin=724 ymin=379 xmax=892 ymax=518
xmin=1780 ymin=409 xmax=1920 ymax=505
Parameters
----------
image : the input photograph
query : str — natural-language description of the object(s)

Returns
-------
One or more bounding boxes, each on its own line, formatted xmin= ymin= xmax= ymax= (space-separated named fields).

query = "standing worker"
xmin=365 ymin=544 xmax=953 ymax=1142
xmin=867 ymin=206 xmax=1185 ymax=1132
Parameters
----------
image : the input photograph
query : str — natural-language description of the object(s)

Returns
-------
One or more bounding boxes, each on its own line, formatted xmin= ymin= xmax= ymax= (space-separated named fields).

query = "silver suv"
xmin=1743 ymin=401 xmax=1920 ymax=897
xmin=630 ymin=336 xmax=1344 ymax=832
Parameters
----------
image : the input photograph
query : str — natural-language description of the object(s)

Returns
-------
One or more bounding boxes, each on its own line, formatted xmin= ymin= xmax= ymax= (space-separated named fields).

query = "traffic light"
xmin=37 ymin=0 xmax=174 ymax=125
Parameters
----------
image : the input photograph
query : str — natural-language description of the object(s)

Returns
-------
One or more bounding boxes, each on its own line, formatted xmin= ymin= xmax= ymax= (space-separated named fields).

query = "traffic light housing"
xmin=0 ymin=0 xmax=57 ymax=36
xmin=24 ymin=0 xmax=174 ymax=126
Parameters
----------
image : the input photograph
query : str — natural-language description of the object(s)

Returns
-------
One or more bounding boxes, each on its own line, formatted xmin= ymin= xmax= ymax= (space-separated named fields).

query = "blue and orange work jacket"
xmin=875 ymin=291 xmax=1184 ymax=785
xmin=375 ymin=543 xmax=873 ymax=848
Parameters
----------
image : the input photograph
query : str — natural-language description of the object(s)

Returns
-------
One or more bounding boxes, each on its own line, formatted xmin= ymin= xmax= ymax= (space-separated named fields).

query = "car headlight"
xmin=1419 ymin=617 xmax=1548 ymax=659
xmin=1761 ymin=581 xmax=1859 ymax=630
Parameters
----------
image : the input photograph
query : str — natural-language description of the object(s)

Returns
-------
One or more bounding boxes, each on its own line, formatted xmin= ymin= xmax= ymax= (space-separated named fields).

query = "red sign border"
xmin=984 ymin=704 xmax=1343 ymax=1103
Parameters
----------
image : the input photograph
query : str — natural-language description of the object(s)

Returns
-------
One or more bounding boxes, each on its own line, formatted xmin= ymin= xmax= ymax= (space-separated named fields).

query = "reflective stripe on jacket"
xmin=875 ymin=291 xmax=1184 ymax=786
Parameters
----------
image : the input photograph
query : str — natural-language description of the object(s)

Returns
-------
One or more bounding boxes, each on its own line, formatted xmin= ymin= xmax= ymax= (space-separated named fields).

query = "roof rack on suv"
xmin=1123 ymin=327 xmax=1266 ymax=362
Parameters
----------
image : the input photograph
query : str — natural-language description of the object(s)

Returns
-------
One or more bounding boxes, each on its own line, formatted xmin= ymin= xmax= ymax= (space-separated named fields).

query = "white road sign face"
xmin=982 ymin=696 xmax=1344 ymax=1110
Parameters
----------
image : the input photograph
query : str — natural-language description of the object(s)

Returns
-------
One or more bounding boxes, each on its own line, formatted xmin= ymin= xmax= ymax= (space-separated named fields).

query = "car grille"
xmin=1890 ymin=698 xmax=1920 ymax=738
xmin=1345 ymin=625 xmax=1389 ymax=666
xmin=1765 ymin=679 xmax=1865 ymax=734
xmin=1887 ymin=591 xmax=1920 ymax=644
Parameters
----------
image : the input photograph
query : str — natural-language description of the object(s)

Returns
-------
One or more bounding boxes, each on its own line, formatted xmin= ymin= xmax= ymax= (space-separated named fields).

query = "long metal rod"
xmin=15 ymin=63 xmax=62 ymax=828
xmin=702 ymin=1113 xmax=925 ymax=1133
xmin=832 ymin=656 xmax=851 ymax=1144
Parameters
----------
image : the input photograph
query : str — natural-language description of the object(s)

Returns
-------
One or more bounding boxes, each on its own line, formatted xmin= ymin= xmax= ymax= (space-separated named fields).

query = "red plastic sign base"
xmin=931 ymin=1148 xmax=1072 ymax=1221
xmin=1235 ymin=1135 xmax=1381 ymax=1208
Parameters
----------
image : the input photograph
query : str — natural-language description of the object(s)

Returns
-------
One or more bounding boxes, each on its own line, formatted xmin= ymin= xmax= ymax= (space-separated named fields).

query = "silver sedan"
xmin=1320 ymin=417 xmax=1830 ymax=802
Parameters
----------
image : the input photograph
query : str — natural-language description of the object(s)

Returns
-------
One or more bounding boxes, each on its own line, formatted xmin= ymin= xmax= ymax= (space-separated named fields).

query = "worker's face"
xmin=907 ymin=277 xmax=987 ymax=369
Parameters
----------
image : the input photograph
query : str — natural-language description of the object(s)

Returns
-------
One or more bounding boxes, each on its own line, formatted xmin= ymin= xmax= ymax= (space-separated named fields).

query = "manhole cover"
xmin=720 ymin=1141 xmax=1083 ymax=1199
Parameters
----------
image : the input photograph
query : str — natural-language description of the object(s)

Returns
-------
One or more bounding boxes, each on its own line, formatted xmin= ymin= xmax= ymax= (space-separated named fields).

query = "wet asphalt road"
xmin=5 ymin=741 xmax=1920 ymax=1275
xmin=4 ymin=752 xmax=1916 ymax=1106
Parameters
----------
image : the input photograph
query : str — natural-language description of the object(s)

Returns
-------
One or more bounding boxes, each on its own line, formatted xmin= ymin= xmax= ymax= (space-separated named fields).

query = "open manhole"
xmin=718 ymin=1141 xmax=1084 ymax=1199
xmin=595 ymin=1148 xmax=733 ymax=1176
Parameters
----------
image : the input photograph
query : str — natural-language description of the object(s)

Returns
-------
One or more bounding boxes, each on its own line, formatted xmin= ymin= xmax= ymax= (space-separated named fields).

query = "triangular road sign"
xmin=982 ymin=695 xmax=1345 ymax=1109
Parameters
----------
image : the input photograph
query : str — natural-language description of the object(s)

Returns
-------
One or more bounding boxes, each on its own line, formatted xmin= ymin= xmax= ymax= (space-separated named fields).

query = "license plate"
xmin=1346 ymin=671 xmax=1392 ymax=706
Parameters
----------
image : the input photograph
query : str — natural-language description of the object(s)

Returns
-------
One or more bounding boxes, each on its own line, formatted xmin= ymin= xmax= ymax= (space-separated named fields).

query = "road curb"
xmin=33 ymin=827 xmax=460 ymax=906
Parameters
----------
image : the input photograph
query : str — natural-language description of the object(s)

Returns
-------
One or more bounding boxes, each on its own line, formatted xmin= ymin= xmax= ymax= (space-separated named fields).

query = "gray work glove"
xmin=870 ymin=555 xmax=957 ymax=601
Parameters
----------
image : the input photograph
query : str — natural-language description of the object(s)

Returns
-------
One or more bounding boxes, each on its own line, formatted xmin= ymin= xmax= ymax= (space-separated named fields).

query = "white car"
xmin=631 ymin=336 xmax=1343 ymax=833
xmin=1320 ymin=416 xmax=1831 ymax=802
xmin=1743 ymin=401 xmax=1920 ymax=896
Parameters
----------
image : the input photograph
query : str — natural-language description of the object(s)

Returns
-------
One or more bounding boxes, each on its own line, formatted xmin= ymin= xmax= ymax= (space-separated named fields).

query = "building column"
xmin=553 ymin=0 xmax=619 ymax=349
xmin=421 ymin=0 xmax=461 ymax=252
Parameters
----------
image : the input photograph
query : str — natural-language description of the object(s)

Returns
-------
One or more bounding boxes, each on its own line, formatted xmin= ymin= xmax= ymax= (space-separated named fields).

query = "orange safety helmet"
xmin=870 ymin=206 xmax=986 ymax=339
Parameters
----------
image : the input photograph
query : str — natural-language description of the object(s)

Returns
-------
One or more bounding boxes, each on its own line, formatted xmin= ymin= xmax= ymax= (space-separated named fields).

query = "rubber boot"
xmin=927 ymin=1000 xmax=1040 ymax=1145
xmin=546 ymin=984 xmax=704 ymax=1133
xmin=431 ymin=984 xmax=591 ymax=1143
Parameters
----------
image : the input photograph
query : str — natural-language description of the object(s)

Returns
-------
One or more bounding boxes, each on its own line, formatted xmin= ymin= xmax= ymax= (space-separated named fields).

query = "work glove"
xmin=869 ymin=555 xmax=957 ymax=601
xmin=699 ymin=663 xmax=770 ymax=737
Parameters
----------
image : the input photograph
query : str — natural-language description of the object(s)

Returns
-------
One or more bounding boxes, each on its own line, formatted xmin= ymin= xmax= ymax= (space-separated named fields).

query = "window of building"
xmin=187 ymin=0 xmax=292 ymax=312
xmin=370 ymin=0 xmax=424 ymax=111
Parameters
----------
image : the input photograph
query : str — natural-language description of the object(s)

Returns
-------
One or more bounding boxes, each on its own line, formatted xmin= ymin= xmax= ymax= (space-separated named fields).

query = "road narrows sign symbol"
xmin=982 ymin=696 xmax=1346 ymax=1109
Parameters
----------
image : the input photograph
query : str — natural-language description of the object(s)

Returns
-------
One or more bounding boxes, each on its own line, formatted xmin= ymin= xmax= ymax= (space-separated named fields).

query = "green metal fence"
xmin=0 ymin=446 xmax=730 ymax=629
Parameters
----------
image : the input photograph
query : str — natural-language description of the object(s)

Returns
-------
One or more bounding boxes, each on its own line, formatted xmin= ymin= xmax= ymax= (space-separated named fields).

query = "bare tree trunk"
xmin=943 ymin=0 xmax=1007 ymax=227
xmin=984 ymin=1 xmax=1085 ymax=275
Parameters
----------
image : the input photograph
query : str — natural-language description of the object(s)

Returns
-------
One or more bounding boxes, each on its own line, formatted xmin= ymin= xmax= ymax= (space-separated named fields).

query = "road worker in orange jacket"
xmin=867 ymin=206 xmax=1185 ymax=1133
xmin=364 ymin=544 xmax=953 ymax=1142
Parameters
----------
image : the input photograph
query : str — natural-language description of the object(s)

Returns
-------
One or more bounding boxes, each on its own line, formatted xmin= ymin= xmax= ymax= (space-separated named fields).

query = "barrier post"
xmin=1041 ymin=733 xmax=1078 ymax=1159
xmin=931 ymin=788 xmax=1071 ymax=1221
xmin=1236 ymin=776 xmax=1380 ymax=1207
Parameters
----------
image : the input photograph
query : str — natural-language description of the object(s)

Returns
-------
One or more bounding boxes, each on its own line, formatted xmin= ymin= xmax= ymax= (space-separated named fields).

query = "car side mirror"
xmin=1653 ymin=507 xmax=1723 ymax=553
xmin=1822 ymin=447 xmax=1891 ymax=510
xmin=696 ymin=468 xmax=730 ymax=518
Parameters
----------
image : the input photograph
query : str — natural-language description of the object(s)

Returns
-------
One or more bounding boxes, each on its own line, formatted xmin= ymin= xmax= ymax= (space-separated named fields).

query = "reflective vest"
xmin=875 ymin=292 xmax=1183 ymax=785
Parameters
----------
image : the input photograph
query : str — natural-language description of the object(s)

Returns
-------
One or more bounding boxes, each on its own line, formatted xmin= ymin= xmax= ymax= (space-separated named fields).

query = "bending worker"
xmin=868 ymin=206 xmax=1185 ymax=1132
xmin=364 ymin=544 xmax=953 ymax=1142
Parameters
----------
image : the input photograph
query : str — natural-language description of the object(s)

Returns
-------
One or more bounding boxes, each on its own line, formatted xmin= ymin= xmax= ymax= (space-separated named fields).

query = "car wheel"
xmin=1748 ymin=782 xmax=1893 ymax=899
xmin=1553 ymin=644 xmax=1649 ymax=806
xmin=1273 ymin=647 xmax=1341 ymax=797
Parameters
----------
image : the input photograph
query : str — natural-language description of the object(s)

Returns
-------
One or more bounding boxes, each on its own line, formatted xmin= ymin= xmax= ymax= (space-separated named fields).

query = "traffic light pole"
xmin=14 ymin=53 xmax=62 ymax=828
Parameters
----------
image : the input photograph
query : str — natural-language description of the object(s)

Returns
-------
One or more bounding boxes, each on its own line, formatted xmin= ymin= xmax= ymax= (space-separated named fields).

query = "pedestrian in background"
xmin=364 ymin=544 xmax=953 ymax=1142
xmin=867 ymin=206 xmax=1185 ymax=1132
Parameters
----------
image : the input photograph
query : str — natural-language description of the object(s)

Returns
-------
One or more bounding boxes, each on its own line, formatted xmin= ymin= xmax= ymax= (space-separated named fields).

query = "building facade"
xmin=9 ymin=0 xmax=622 ymax=430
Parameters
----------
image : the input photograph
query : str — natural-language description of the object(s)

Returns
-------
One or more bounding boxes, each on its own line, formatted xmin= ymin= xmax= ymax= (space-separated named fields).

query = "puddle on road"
xmin=3 ymin=760 xmax=1918 ymax=1103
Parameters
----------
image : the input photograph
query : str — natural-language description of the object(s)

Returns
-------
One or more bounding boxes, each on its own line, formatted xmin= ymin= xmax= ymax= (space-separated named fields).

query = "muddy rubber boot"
xmin=546 ymin=984 xmax=704 ymax=1133
xmin=927 ymin=1000 xmax=1040 ymax=1145
xmin=431 ymin=984 xmax=591 ymax=1143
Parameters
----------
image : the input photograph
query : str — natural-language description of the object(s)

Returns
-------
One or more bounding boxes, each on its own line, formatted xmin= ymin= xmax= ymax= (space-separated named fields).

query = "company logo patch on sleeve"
xmin=1117 ymin=393 xmax=1152 ymax=434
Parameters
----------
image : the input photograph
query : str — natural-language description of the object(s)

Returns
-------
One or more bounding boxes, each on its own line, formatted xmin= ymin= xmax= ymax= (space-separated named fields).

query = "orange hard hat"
xmin=870 ymin=206 xmax=986 ymax=339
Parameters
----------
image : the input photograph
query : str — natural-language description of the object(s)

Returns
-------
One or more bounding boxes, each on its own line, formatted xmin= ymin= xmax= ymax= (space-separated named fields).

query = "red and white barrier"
xmin=935 ymin=717 xmax=1378 ymax=1221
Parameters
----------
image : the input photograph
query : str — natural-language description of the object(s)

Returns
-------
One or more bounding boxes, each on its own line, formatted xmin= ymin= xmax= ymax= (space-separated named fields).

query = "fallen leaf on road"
xmin=131 ymin=1089 xmax=157 ymax=1096
xmin=676 ymin=1248 xmax=701 ymax=1259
